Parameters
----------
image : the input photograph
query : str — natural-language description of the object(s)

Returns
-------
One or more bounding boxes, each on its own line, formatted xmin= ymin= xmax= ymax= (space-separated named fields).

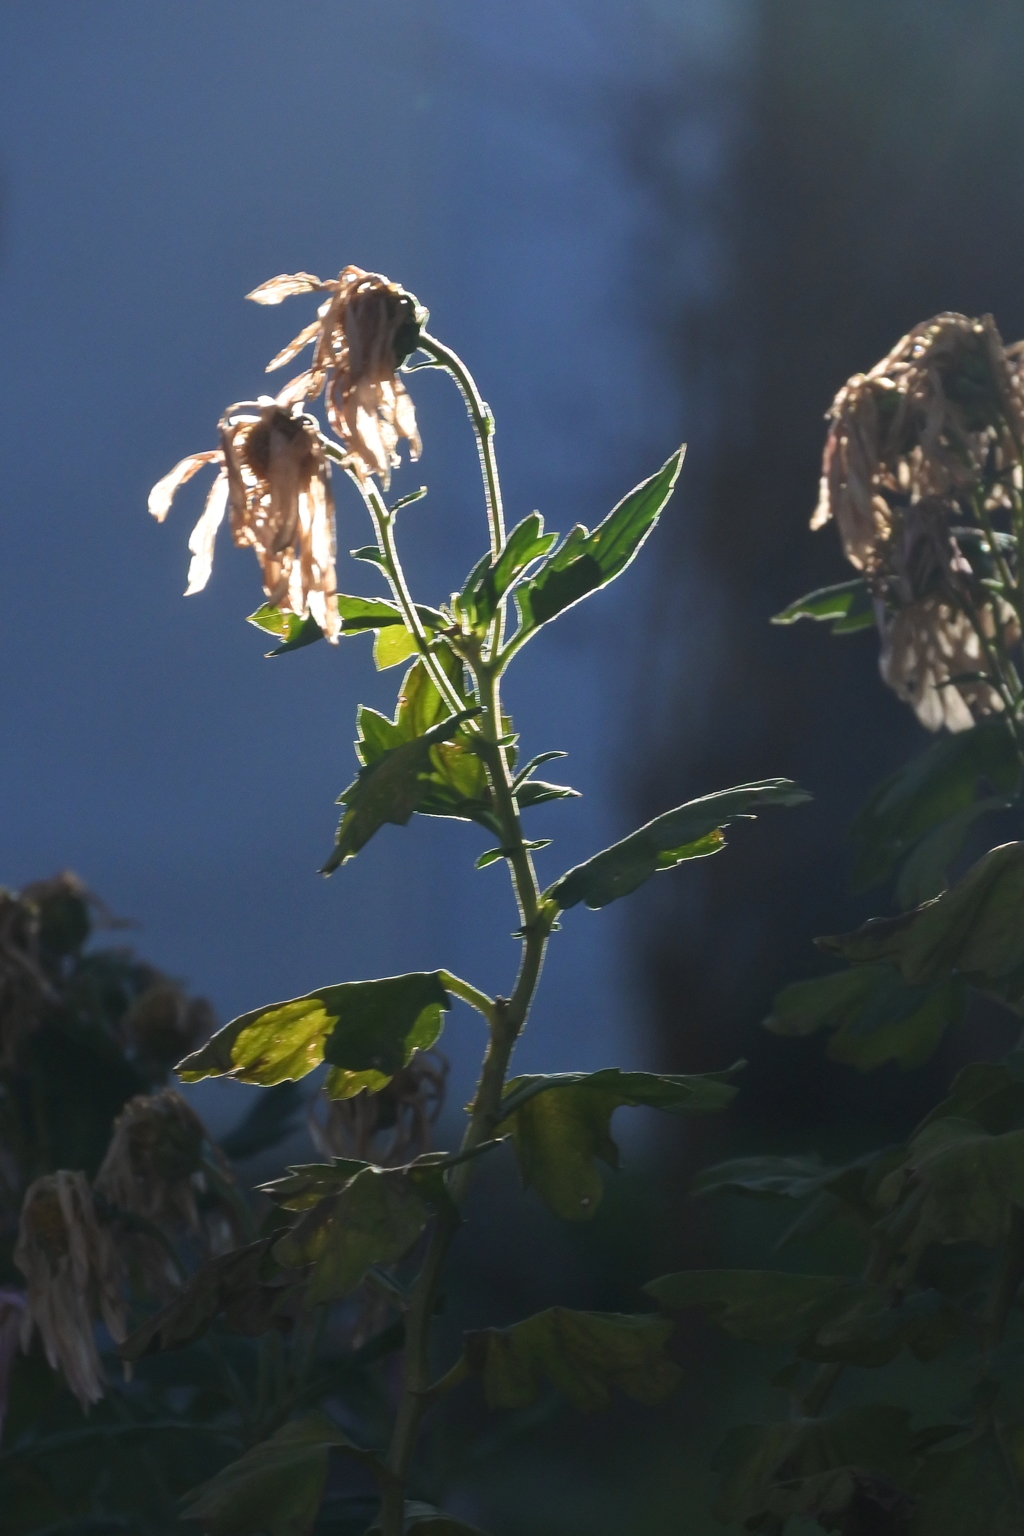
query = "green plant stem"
xmin=415 ymin=334 xmax=505 ymax=560
xmin=379 ymin=627 xmax=551 ymax=1536
xmin=437 ymin=970 xmax=496 ymax=1025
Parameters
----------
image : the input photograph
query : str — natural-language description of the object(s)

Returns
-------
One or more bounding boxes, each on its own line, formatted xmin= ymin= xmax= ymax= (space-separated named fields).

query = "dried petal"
xmin=148 ymin=451 xmax=221 ymax=523
xmin=184 ymin=470 xmax=229 ymax=595
xmin=245 ymin=272 xmax=325 ymax=305
xmin=266 ymin=319 xmax=321 ymax=373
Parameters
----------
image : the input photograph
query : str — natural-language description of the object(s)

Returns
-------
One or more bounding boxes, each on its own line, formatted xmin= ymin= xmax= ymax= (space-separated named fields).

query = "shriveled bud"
xmin=14 ymin=1172 xmax=126 ymax=1409
xmin=257 ymin=264 xmax=424 ymax=488
xmin=308 ymin=1048 xmax=447 ymax=1166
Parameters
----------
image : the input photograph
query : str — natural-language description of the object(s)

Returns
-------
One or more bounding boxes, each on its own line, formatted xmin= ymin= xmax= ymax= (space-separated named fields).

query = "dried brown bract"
xmin=250 ymin=265 xmax=424 ymax=487
xmin=149 ymin=403 xmax=340 ymax=640
xmin=14 ymin=1171 xmax=126 ymax=1409
xmin=308 ymin=1048 xmax=448 ymax=1166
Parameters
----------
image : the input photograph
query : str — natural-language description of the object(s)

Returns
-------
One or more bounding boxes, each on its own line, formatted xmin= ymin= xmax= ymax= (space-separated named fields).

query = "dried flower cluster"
xmin=814 ymin=313 xmax=1024 ymax=730
xmin=14 ymin=1172 xmax=126 ymax=1409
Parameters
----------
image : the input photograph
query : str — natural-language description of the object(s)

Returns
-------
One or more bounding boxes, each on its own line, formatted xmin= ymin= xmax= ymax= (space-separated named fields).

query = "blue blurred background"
xmin=0 ymin=1 xmax=739 ymax=1126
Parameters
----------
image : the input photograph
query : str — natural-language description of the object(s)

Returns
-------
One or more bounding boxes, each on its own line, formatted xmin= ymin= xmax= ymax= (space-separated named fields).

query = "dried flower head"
xmin=121 ymin=980 xmax=214 ymax=1081
xmin=14 ymin=1171 xmax=126 ymax=1409
xmin=149 ymin=402 xmax=340 ymax=640
xmin=248 ymin=265 xmax=424 ymax=487
xmin=813 ymin=313 xmax=1024 ymax=570
xmin=95 ymin=1090 xmax=207 ymax=1231
xmin=308 ymin=1048 xmax=448 ymax=1166
xmin=878 ymin=596 xmax=1019 ymax=733
xmin=0 ymin=1288 xmax=25 ymax=1442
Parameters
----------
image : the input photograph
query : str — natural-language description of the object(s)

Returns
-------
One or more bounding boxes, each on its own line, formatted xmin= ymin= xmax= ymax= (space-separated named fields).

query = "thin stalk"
xmin=415 ymin=334 xmax=505 ymax=558
xmin=379 ymin=639 xmax=551 ymax=1536
xmin=437 ymin=970 xmax=497 ymax=1025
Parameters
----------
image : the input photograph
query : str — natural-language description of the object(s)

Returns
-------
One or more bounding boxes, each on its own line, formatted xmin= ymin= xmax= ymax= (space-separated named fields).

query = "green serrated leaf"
xmin=878 ymin=1116 xmax=1024 ymax=1253
xmin=175 ymin=972 xmax=450 ymax=1093
xmin=179 ymin=1412 xmax=374 ymax=1536
xmin=513 ymin=447 xmax=685 ymax=637
xmin=373 ymin=624 xmax=423 ymax=670
xmin=771 ymin=578 xmax=874 ymax=633
xmin=910 ymin=1428 xmax=1023 ymax=1535
xmin=463 ymin=1308 xmax=679 ymax=1413
xmin=497 ymin=1067 xmax=738 ymax=1220
xmin=546 ymin=779 xmax=810 ymax=911
xmin=458 ymin=513 xmax=559 ymax=631
xmin=850 ymin=718 xmax=1020 ymax=892
xmin=765 ymin=963 xmax=965 ymax=1069
xmin=273 ymin=1167 xmax=433 ymax=1304
xmin=247 ymin=594 xmax=444 ymax=657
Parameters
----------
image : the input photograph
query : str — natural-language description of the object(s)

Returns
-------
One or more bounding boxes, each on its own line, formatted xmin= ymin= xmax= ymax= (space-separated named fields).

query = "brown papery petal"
xmin=266 ymin=319 xmax=321 ymax=372
xmin=148 ymin=451 xmax=221 ymax=522
xmin=245 ymin=272 xmax=325 ymax=305
xmin=275 ymin=368 xmax=326 ymax=408
xmin=185 ymin=471 xmax=229 ymax=595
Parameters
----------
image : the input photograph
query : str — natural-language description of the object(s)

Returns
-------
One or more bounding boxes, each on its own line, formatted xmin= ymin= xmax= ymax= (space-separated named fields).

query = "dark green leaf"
xmin=819 ymin=842 xmax=1024 ymax=1009
xmin=910 ymin=1428 xmax=1023 ymax=1536
xmin=643 ymin=1269 xmax=956 ymax=1366
xmin=272 ymin=1167 xmax=432 ymax=1304
xmin=710 ymin=1407 xmax=917 ymax=1529
xmin=513 ymin=447 xmax=685 ymax=636
xmin=366 ymin=1502 xmax=489 ymax=1535
xmin=546 ymin=779 xmax=810 ymax=911
xmin=463 ymin=1308 xmax=679 ymax=1413
xmin=765 ymin=964 xmax=966 ymax=1069
xmin=179 ymin=1413 xmax=375 ymax=1536
xmin=895 ymin=795 xmax=1015 ymax=909
xmin=693 ymin=1153 xmax=841 ymax=1201
xmin=497 ymin=1067 xmax=739 ymax=1220
xmin=918 ymin=1061 xmax=1024 ymax=1136
xmin=119 ymin=1239 xmax=297 ymax=1363
xmin=849 ymin=719 xmax=1020 ymax=892
xmin=878 ymin=1116 xmax=1024 ymax=1252
xmin=176 ymin=972 xmax=450 ymax=1097
xmin=771 ymin=577 xmax=875 ymax=633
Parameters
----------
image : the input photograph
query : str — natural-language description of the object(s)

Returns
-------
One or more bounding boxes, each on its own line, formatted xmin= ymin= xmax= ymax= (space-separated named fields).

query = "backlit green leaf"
xmin=175 ymin=972 xmax=450 ymax=1094
xmin=546 ymin=779 xmax=810 ymax=911
xmin=273 ymin=1167 xmax=433 ymax=1304
xmin=771 ymin=577 xmax=874 ymax=633
xmin=457 ymin=511 xmax=558 ymax=631
xmin=513 ymin=447 xmax=685 ymax=637
xmin=463 ymin=1308 xmax=679 ymax=1413
xmin=247 ymin=595 xmax=444 ymax=658
xmin=497 ymin=1067 xmax=739 ymax=1220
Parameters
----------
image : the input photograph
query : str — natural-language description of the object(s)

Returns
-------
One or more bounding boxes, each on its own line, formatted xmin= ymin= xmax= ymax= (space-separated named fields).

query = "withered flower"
xmin=149 ymin=402 xmax=340 ymax=640
xmin=95 ymin=1090 xmax=206 ymax=1232
xmin=813 ymin=313 xmax=1024 ymax=570
xmin=121 ymin=979 xmax=214 ymax=1082
xmin=248 ymin=265 xmax=424 ymax=487
xmin=308 ymin=1048 xmax=448 ymax=1166
xmin=14 ymin=1171 xmax=126 ymax=1409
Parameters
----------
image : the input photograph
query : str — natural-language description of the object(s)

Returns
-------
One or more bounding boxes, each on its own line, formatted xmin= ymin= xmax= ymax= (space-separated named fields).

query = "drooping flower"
xmin=14 ymin=1171 xmax=126 ymax=1409
xmin=95 ymin=1090 xmax=206 ymax=1232
xmin=120 ymin=980 xmax=214 ymax=1083
xmin=149 ymin=403 xmax=340 ymax=639
xmin=813 ymin=312 xmax=1024 ymax=570
xmin=248 ymin=265 xmax=424 ymax=487
xmin=812 ymin=314 xmax=1024 ymax=730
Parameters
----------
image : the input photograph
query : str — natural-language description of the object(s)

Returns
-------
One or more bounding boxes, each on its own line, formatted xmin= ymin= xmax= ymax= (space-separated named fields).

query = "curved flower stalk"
xmin=149 ymin=401 xmax=340 ymax=639
xmin=800 ymin=312 xmax=1024 ymax=734
xmin=248 ymin=264 xmax=424 ymax=487
xmin=14 ymin=1171 xmax=126 ymax=1409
